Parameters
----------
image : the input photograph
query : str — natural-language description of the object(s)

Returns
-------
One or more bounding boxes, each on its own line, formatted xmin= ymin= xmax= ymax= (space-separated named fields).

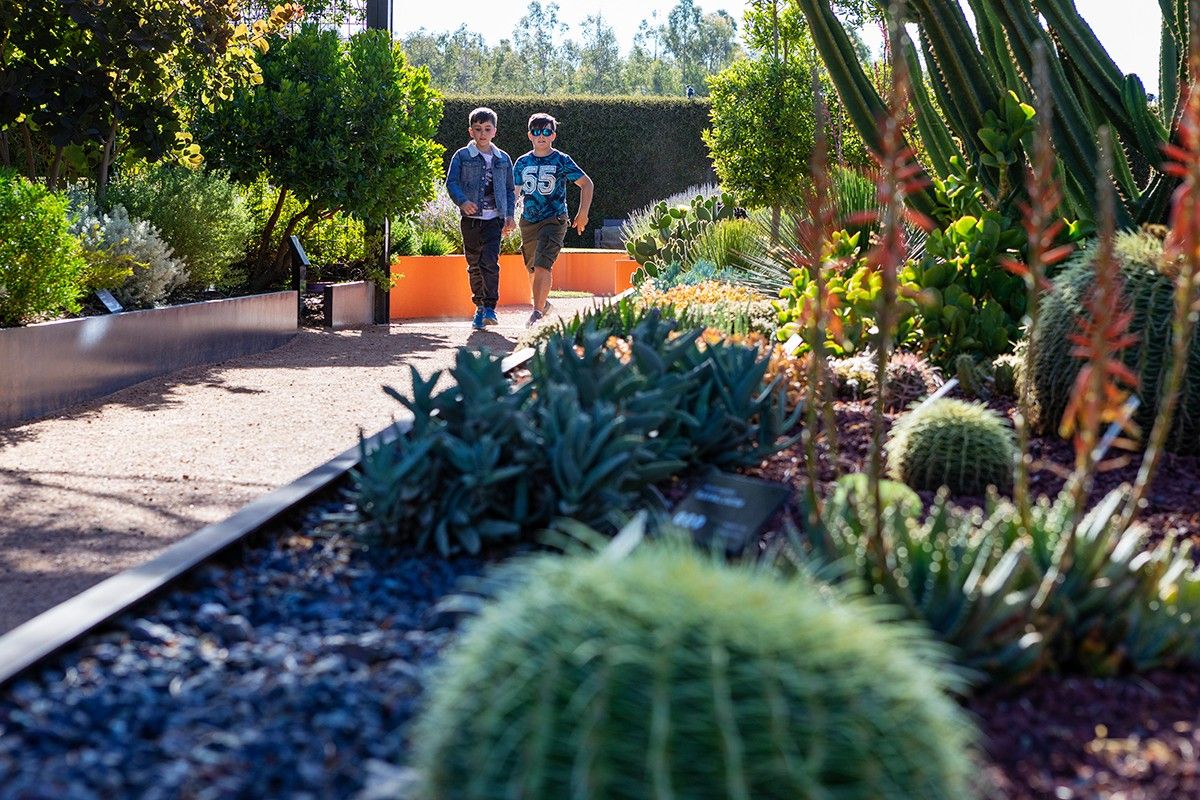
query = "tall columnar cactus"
xmin=411 ymin=542 xmax=978 ymax=800
xmin=887 ymin=397 xmax=1017 ymax=495
xmin=1026 ymin=231 xmax=1200 ymax=453
xmin=796 ymin=0 xmax=1185 ymax=225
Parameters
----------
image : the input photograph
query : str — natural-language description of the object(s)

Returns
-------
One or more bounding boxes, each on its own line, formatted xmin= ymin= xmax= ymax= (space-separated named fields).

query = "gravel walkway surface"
xmin=0 ymin=298 xmax=595 ymax=635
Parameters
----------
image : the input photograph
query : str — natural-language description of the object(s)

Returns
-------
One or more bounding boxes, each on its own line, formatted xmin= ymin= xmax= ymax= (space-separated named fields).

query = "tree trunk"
xmin=252 ymin=205 xmax=313 ymax=290
xmin=47 ymin=147 xmax=64 ymax=191
xmin=97 ymin=120 xmax=118 ymax=206
xmin=257 ymin=186 xmax=290 ymax=268
xmin=21 ymin=122 xmax=35 ymax=182
xmin=771 ymin=204 xmax=781 ymax=245
xmin=0 ymin=130 xmax=10 ymax=167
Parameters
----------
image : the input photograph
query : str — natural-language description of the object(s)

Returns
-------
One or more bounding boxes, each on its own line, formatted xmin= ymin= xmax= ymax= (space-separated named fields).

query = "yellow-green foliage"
xmin=412 ymin=541 xmax=977 ymax=800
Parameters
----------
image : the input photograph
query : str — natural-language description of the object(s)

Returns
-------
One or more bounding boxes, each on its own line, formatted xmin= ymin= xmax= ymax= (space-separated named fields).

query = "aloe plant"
xmin=796 ymin=0 xmax=1184 ymax=225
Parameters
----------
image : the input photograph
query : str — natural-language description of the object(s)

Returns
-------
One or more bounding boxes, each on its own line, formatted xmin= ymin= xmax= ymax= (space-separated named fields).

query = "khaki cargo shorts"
xmin=519 ymin=215 xmax=569 ymax=271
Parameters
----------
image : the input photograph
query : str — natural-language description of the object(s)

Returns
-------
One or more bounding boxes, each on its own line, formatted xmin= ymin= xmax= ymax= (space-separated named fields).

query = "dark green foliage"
xmin=1028 ymin=232 xmax=1200 ymax=453
xmin=412 ymin=540 xmax=977 ymax=799
xmin=107 ymin=164 xmax=254 ymax=290
xmin=197 ymin=25 xmax=442 ymax=288
xmin=350 ymin=308 xmax=801 ymax=554
xmin=434 ymin=96 xmax=716 ymax=247
xmin=389 ymin=221 xmax=420 ymax=257
xmin=0 ymin=170 xmax=86 ymax=326
xmin=887 ymin=398 xmax=1015 ymax=495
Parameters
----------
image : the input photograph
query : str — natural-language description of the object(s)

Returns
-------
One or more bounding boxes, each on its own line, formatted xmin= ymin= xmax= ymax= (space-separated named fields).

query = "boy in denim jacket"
xmin=514 ymin=113 xmax=593 ymax=326
xmin=445 ymin=107 xmax=517 ymax=329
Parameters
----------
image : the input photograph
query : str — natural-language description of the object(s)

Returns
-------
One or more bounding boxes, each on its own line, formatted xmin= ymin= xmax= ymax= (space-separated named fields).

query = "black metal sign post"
xmin=366 ymin=0 xmax=392 ymax=324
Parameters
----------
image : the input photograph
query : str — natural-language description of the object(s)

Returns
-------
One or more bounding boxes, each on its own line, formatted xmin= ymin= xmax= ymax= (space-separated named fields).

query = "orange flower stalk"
xmin=1121 ymin=2 xmax=1200 ymax=527
xmin=999 ymin=45 xmax=1074 ymax=530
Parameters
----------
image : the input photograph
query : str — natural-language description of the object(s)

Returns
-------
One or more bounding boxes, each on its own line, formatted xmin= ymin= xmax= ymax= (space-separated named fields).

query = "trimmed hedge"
xmin=435 ymin=95 xmax=717 ymax=247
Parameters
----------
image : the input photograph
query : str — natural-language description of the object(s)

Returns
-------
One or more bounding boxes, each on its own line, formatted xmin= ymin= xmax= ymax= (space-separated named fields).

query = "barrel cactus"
xmin=887 ymin=398 xmax=1016 ymax=495
xmin=1025 ymin=231 xmax=1200 ymax=453
xmin=411 ymin=542 xmax=977 ymax=800
xmin=875 ymin=350 xmax=943 ymax=411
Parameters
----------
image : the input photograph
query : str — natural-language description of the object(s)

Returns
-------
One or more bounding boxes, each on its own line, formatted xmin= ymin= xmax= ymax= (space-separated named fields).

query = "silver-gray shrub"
xmin=71 ymin=204 xmax=189 ymax=308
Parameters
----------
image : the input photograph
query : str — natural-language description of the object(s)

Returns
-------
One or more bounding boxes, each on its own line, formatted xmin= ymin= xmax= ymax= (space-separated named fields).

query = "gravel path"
xmin=0 ymin=298 xmax=595 ymax=635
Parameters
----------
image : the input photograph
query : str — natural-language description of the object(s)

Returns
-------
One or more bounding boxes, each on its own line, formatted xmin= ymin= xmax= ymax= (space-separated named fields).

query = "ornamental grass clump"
xmin=887 ymin=398 xmax=1016 ymax=496
xmin=411 ymin=540 xmax=977 ymax=800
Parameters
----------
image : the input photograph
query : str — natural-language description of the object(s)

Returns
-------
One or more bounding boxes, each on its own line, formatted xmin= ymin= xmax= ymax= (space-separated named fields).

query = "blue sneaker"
xmin=471 ymin=307 xmax=485 ymax=330
xmin=483 ymin=307 xmax=499 ymax=326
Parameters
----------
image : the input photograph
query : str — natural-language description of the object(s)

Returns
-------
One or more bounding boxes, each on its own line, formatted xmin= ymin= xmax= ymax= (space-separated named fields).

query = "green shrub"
xmin=0 ymin=170 xmax=87 ymax=326
xmin=412 ymin=540 xmax=977 ymax=800
xmin=239 ymin=176 xmax=368 ymax=276
xmin=1027 ymin=231 xmax=1200 ymax=452
xmin=418 ymin=229 xmax=454 ymax=256
xmin=107 ymin=164 xmax=253 ymax=290
xmin=887 ymin=398 xmax=1015 ymax=495
xmin=71 ymin=205 xmax=189 ymax=308
xmin=389 ymin=220 xmax=420 ymax=256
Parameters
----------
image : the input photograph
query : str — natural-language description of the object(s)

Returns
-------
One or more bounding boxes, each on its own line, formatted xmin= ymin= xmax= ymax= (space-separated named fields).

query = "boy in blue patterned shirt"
xmin=513 ymin=113 xmax=594 ymax=326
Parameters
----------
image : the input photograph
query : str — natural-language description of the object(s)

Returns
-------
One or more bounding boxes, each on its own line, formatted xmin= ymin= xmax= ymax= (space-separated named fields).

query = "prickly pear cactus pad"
xmin=411 ymin=543 xmax=977 ymax=800
xmin=887 ymin=398 xmax=1016 ymax=496
xmin=1028 ymin=232 xmax=1200 ymax=453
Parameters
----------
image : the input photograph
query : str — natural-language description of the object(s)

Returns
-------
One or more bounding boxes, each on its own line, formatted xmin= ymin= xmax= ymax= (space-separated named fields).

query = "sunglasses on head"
xmin=529 ymin=127 xmax=555 ymax=137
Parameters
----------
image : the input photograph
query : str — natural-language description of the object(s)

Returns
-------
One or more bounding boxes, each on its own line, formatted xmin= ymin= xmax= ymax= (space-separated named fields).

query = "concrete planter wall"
xmin=0 ymin=291 xmax=297 ymax=426
xmin=389 ymin=250 xmax=638 ymax=320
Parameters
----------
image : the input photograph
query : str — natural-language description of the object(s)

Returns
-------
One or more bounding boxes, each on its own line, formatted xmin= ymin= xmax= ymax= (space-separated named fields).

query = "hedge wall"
xmin=435 ymin=95 xmax=717 ymax=248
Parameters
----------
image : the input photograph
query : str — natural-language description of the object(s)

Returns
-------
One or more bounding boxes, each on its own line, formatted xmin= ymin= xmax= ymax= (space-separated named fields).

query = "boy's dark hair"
xmin=469 ymin=107 xmax=498 ymax=126
xmin=527 ymin=113 xmax=557 ymax=132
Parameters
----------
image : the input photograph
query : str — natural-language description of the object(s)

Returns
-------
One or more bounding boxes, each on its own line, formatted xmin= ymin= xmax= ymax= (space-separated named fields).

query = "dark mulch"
xmin=745 ymin=395 xmax=1200 ymax=798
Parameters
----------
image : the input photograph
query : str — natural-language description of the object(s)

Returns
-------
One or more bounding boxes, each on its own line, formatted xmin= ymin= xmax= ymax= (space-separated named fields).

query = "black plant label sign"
xmin=672 ymin=471 xmax=791 ymax=555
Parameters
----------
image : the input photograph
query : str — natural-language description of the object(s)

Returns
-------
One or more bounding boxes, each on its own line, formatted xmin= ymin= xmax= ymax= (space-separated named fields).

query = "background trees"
xmin=397 ymin=0 xmax=744 ymax=96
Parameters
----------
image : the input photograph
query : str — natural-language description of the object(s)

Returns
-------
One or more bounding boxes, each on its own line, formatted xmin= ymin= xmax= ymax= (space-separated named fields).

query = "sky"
xmin=388 ymin=0 xmax=1163 ymax=87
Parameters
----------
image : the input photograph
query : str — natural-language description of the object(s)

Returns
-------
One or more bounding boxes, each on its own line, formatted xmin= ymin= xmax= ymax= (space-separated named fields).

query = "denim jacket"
xmin=445 ymin=142 xmax=516 ymax=220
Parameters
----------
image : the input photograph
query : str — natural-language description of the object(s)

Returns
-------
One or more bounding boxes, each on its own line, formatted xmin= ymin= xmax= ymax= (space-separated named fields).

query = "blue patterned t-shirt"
xmin=514 ymin=149 xmax=586 ymax=223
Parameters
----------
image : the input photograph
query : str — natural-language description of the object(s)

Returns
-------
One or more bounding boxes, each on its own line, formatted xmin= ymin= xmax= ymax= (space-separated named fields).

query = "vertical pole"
xmin=366 ymin=0 xmax=392 ymax=323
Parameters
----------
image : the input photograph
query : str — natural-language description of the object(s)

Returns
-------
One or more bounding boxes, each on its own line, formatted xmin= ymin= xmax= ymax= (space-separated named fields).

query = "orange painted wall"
xmin=390 ymin=250 xmax=638 ymax=320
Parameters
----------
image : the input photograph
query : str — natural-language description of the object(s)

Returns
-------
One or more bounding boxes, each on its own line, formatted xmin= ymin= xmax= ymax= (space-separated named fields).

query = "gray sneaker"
xmin=542 ymin=300 xmax=554 ymax=317
xmin=526 ymin=309 xmax=544 ymax=328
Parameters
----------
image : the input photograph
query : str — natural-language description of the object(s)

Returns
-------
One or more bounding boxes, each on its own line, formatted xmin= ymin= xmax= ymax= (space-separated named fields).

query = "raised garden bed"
xmin=0 ymin=291 xmax=297 ymax=427
xmin=389 ymin=250 xmax=636 ymax=319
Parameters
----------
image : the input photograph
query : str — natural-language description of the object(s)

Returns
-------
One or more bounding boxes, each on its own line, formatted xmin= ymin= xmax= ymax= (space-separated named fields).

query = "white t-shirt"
xmin=475 ymin=150 xmax=500 ymax=220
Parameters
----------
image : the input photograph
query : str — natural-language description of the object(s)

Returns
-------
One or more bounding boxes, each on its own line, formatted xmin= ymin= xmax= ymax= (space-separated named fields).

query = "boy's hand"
xmin=502 ymin=217 xmax=516 ymax=236
xmin=572 ymin=211 xmax=589 ymax=235
xmin=460 ymin=201 xmax=478 ymax=215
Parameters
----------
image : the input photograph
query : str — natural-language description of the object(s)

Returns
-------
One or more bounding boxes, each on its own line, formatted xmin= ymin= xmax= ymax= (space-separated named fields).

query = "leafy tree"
xmin=0 ymin=0 xmax=299 ymax=199
xmin=704 ymin=57 xmax=815 ymax=232
xmin=195 ymin=25 xmax=443 ymax=288
xmin=576 ymin=15 xmax=622 ymax=94
xmin=513 ymin=1 xmax=569 ymax=95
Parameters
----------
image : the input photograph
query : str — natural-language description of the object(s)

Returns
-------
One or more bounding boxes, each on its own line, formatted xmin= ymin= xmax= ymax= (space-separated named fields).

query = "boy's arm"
xmin=445 ymin=151 xmax=475 ymax=214
xmin=503 ymin=157 xmax=517 ymax=235
xmin=572 ymin=175 xmax=594 ymax=235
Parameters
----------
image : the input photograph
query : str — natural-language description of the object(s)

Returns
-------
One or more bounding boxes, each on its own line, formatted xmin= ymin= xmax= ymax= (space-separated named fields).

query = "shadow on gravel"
xmin=465 ymin=329 xmax=516 ymax=354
